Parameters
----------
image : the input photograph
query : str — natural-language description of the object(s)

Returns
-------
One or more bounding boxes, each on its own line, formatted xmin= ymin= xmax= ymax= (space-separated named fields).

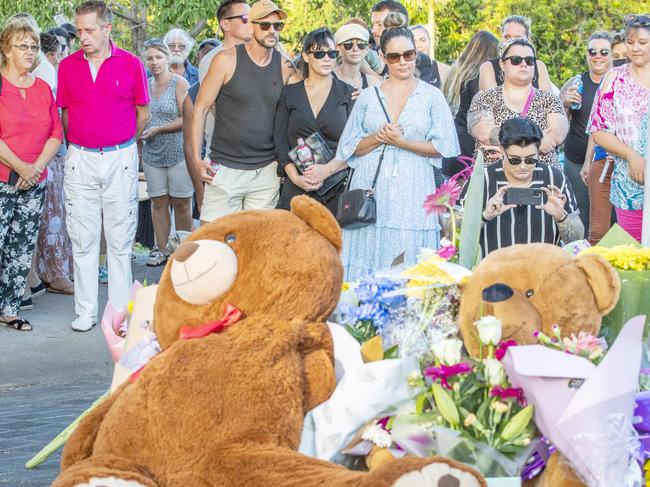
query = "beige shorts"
xmin=200 ymin=162 xmax=280 ymax=223
xmin=142 ymin=162 xmax=194 ymax=198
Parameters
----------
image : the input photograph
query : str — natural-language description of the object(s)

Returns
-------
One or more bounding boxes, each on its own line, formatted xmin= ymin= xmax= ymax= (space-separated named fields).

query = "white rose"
xmin=432 ymin=338 xmax=464 ymax=365
xmin=474 ymin=315 xmax=503 ymax=346
xmin=361 ymin=423 xmax=392 ymax=448
xmin=484 ymin=358 xmax=505 ymax=386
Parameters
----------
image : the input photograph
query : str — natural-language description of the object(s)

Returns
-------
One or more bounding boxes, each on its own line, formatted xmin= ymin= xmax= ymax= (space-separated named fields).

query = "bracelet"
xmin=555 ymin=211 xmax=568 ymax=223
xmin=481 ymin=212 xmax=492 ymax=223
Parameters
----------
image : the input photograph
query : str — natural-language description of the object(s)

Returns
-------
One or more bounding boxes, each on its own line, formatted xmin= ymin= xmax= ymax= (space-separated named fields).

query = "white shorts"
xmin=142 ymin=162 xmax=194 ymax=198
xmin=200 ymin=162 xmax=280 ymax=222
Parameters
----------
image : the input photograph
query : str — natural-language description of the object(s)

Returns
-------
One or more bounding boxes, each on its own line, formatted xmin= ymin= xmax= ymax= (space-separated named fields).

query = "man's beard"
xmin=170 ymin=53 xmax=185 ymax=65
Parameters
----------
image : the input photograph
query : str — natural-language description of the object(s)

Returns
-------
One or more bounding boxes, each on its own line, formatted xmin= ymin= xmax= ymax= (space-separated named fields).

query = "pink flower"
xmin=438 ymin=245 xmax=457 ymax=260
xmin=423 ymin=181 xmax=462 ymax=215
xmin=423 ymin=363 xmax=472 ymax=389
xmin=562 ymin=331 xmax=603 ymax=354
xmin=491 ymin=385 xmax=526 ymax=406
xmin=495 ymin=339 xmax=517 ymax=361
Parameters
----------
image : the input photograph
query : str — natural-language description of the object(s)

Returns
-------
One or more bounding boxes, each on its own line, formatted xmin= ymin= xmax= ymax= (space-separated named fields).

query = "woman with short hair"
xmin=0 ymin=16 xmax=63 ymax=330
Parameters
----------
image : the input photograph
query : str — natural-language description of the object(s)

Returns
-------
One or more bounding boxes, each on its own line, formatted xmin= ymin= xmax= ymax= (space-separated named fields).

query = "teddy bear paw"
xmin=74 ymin=477 xmax=149 ymax=487
xmin=392 ymin=463 xmax=483 ymax=487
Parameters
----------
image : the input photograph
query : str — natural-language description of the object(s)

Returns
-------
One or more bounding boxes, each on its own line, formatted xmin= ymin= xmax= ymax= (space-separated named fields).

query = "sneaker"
xmin=20 ymin=297 xmax=33 ymax=311
xmin=98 ymin=265 xmax=108 ymax=284
xmin=30 ymin=282 xmax=47 ymax=298
xmin=146 ymin=251 xmax=168 ymax=267
xmin=71 ymin=316 xmax=96 ymax=332
xmin=149 ymin=245 xmax=159 ymax=257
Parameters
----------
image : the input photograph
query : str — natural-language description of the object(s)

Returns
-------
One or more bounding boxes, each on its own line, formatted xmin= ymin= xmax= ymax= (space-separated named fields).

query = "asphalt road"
xmin=0 ymin=252 xmax=164 ymax=486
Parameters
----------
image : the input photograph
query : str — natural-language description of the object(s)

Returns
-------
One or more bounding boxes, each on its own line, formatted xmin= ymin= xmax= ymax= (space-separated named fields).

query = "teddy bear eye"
xmin=525 ymin=289 xmax=534 ymax=298
xmin=225 ymin=234 xmax=236 ymax=245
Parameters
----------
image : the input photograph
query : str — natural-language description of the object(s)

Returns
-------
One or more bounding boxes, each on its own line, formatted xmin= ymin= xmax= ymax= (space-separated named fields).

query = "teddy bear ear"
xmin=574 ymin=253 xmax=621 ymax=314
xmin=290 ymin=195 xmax=342 ymax=252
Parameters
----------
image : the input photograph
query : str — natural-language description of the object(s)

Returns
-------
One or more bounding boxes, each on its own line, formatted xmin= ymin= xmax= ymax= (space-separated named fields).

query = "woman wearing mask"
xmin=274 ymin=27 xmax=353 ymax=214
xmin=441 ymin=30 xmax=498 ymax=178
xmin=468 ymin=38 xmax=567 ymax=167
xmin=0 ymin=16 xmax=63 ymax=330
xmin=336 ymin=13 xmax=458 ymax=280
xmin=589 ymin=15 xmax=650 ymax=242
xmin=141 ymin=39 xmax=191 ymax=266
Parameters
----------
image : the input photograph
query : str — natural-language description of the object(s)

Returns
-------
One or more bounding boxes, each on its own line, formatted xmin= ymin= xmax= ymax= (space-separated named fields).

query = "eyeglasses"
xmin=251 ymin=21 xmax=285 ymax=31
xmin=503 ymin=55 xmax=536 ymax=66
xmin=223 ymin=14 xmax=249 ymax=24
xmin=341 ymin=40 xmax=368 ymax=51
xmin=12 ymin=44 xmax=40 ymax=53
xmin=505 ymin=153 xmax=539 ymax=165
xmin=167 ymin=43 xmax=187 ymax=51
xmin=309 ymin=49 xmax=339 ymax=60
xmin=625 ymin=14 xmax=650 ymax=27
xmin=384 ymin=49 xmax=417 ymax=64
xmin=587 ymin=48 xmax=610 ymax=57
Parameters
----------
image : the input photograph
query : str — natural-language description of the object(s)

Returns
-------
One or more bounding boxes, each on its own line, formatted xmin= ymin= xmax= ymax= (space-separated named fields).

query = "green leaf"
xmin=383 ymin=344 xmax=399 ymax=359
xmin=458 ymin=151 xmax=485 ymax=270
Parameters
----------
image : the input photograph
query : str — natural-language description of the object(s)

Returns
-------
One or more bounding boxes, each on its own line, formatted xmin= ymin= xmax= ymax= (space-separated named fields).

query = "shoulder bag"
xmin=336 ymin=86 xmax=391 ymax=229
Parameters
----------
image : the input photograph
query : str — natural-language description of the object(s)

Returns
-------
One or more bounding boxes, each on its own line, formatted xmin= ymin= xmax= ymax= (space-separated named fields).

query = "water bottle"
xmin=295 ymin=138 xmax=315 ymax=170
xmin=570 ymin=77 xmax=583 ymax=111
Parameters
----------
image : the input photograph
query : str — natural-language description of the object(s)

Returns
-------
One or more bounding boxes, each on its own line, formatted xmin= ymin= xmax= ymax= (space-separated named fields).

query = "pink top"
xmin=57 ymin=41 xmax=150 ymax=147
xmin=0 ymin=76 xmax=63 ymax=184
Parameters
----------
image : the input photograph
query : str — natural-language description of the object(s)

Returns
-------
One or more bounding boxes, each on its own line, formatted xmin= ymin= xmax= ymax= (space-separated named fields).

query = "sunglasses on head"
xmin=506 ymin=154 xmax=539 ymax=166
xmin=252 ymin=20 xmax=285 ymax=31
xmin=384 ymin=49 xmax=417 ymax=64
xmin=309 ymin=49 xmax=339 ymax=60
xmin=341 ymin=40 xmax=368 ymax=51
xmin=224 ymin=14 xmax=249 ymax=24
xmin=625 ymin=14 xmax=650 ymax=27
xmin=588 ymin=48 xmax=610 ymax=57
xmin=503 ymin=55 xmax=536 ymax=66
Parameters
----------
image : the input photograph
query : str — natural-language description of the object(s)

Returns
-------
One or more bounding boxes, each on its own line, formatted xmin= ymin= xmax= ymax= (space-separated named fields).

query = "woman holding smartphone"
xmin=274 ymin=27 xmax=353 ymax=214
xmin=0 ymin=15 xmax=62 ymax=331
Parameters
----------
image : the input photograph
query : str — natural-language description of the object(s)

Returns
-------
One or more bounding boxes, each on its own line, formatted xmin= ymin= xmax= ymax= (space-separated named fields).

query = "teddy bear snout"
xmin=482 ymin=283 xmax=514 ymax=303
xmin=170 ymin=239 xmax=238 ymax=305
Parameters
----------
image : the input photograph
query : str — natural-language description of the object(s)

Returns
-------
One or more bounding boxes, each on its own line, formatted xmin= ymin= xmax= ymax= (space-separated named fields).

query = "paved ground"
xmin=0 ymin=251 xmax=164 ymax=486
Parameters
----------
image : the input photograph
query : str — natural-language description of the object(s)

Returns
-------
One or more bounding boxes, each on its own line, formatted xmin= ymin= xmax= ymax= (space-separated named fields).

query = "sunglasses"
xmin=588 ymin=48 xmax=610 ymax=57
xmin=144 ymin=38 xmax=167 ymax=49
xmin=309 ymin=49 xmax=339 ymax=60
xmin=224 ymin=14 xmax=249 ymax=24
xmin=384 ymin=49 xmax=417 ymax=64
xmin=625 ymin=14 xmax=650 ymax=27
xmin=505 ymin=154 xmax=539 ymax=166
xmin=251 ymin=20 xmax=285 ymax=31
xmin=503 ymin=55 xmax=536 ymax=66
xmin=341 ymin=40 xmax=368 ymax=51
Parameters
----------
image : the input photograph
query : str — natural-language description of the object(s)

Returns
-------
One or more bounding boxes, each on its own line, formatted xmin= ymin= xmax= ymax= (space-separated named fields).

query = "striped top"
xmin=479 ymin=163 xmax=579 ymax=257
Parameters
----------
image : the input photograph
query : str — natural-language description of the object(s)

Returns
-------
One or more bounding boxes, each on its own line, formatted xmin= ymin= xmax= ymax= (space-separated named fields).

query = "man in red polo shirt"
xmin=57 ymin=0 xmax=150 ymax=332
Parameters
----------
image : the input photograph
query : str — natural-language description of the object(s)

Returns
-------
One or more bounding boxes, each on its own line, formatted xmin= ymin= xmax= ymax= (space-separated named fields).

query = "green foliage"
xmin=0 ymin=0 xmax=639 ymax=82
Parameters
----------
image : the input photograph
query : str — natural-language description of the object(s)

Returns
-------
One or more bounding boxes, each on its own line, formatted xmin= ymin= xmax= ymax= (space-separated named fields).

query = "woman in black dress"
xmin=274 ymin=28 xmax=354 ymax=214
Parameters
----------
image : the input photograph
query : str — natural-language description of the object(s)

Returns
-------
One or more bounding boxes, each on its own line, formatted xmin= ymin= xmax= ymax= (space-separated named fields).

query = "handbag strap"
xmin=520 ymin=88 xmax=535 ymax=117
xmin=369 ymin=86 xmax=391 ymax=192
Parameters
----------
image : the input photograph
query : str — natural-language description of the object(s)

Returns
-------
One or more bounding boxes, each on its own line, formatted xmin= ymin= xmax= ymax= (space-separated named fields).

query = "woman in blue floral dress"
xmin=335 ymin=13 xmax=459 ymax=280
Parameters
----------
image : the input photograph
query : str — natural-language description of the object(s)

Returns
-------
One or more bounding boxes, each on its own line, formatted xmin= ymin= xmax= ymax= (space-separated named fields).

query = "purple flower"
xmin=423 ymin=362 xmax=472 ymax=389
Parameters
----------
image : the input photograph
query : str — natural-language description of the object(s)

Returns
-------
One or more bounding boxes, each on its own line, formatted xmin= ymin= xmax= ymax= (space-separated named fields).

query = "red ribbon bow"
xmin=129 ymin=303 xmax=242 ymax=384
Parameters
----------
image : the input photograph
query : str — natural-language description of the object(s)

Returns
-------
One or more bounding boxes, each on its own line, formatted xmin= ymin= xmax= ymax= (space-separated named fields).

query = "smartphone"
xmin=8 ymin=170 xmax=19 ymax=186
xmin=503 ymin=187 xmax=545 ymax=206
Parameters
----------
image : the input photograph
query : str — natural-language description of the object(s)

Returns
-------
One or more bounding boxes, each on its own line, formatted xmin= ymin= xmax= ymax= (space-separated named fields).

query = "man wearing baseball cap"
xmin=333 ymin=22 xmax=379 ymax=90
xmin=190 ymin=0 xmax=299 ymax=224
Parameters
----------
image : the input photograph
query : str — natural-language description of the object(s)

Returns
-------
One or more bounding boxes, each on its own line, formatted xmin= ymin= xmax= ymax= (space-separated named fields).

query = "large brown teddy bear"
xmin=54 ymin=196 xmax=486 ymax=487
xmin=458 ymin=243 xmax=621 ymax=487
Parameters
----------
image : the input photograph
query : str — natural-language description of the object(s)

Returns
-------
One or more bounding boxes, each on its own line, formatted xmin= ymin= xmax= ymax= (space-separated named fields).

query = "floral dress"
xmin=468 ymin=86 xmax=565 ymax=167
xmin=335 ymin=80 xmax=459 ymax=281
xmin=588 ymin=64 xmax=650 ymax=211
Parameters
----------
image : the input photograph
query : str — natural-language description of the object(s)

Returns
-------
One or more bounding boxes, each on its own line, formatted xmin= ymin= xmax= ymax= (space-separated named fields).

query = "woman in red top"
xmin=0 ymin=16 xmax=63 ymax=331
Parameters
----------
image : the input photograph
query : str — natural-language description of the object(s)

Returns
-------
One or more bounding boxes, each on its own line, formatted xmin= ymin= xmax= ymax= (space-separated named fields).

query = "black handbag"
xmin=336 ymin=86 xmax=390 ymax=229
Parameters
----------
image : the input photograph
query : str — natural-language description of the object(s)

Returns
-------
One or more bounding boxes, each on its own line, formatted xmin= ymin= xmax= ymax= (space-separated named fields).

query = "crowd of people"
xmin=0 ymin=0 xmax=648 ymax=331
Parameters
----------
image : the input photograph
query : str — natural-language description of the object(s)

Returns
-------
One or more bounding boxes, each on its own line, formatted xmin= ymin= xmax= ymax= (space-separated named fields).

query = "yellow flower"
xmin=580 ymin=245 xmax=650 ymax=271
xmin=127 ymin=300 xmax=134 ymax=314
xmin=401 ymin=256 xmax=456 ymax=296
xmin=342 ymin=282 xmax=351 ymax=292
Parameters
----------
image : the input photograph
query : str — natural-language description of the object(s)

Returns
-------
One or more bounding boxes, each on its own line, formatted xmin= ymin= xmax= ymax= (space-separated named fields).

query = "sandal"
xmin=146 ymin=251 xmax=168 ymax=267
xmin=46 ymin=278 xmax=75 ymax=295
xmin=1 ymin=318 xmax=33 ymax=331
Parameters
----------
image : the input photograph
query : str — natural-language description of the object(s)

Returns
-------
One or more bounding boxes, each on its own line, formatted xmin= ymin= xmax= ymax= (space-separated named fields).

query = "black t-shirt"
xmin=443 ymin=75 xmax=480 ymax=177
xmin=564 ymin=71 xmax=599 ymax=164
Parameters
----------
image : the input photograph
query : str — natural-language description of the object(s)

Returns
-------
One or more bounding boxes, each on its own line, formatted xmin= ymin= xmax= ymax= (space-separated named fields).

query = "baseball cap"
xmin=60 ymin=22 xmax=77 ymax=39
xmin=249 ymin=0 xmax=287 ymax=21
xmin=334 ymin=24 xmax=370 ymax=45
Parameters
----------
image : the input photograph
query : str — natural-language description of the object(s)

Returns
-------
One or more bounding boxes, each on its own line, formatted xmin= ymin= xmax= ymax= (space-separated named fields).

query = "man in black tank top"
xmin=559 ymin=32 xmax=613 ymax=230
xmin=189 ymin=0 xmax=299 ymax=224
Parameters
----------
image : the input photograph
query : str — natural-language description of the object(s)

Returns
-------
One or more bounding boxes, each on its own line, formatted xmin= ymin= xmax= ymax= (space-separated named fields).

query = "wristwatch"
xmin=555 ymin=211 xmax=568 ymax=223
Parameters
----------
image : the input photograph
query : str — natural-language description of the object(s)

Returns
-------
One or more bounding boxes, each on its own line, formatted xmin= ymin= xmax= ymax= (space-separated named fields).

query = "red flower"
xmin=423 ymin=181 xmax=462 ymax=215
xmin=423 ymin=363 xmax=472 ymax=389
xmin=490 ymin=385 xmax=526 ymax=406
xmin=495 ymin=339 xmax=518 ymax=361
xmin=437 ymin=245 xmax=457 ymax=260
